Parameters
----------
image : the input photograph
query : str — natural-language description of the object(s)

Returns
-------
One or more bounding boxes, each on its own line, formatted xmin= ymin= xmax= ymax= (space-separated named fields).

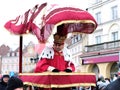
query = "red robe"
xmin=34 ymin=49 xmax=75 ymax=90
xmin=34 ymin=50 xmax=75 ymax=72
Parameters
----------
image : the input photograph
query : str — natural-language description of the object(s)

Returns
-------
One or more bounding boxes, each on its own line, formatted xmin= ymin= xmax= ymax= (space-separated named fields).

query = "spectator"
xmin=96 ymin=75 xmax=106 ymax=90
xmin=112 ymin=74 xmax=118 ymax=81
xmin=98 ymin=82 xmax=107 ymax=90
xmin=6 ymin=76 xmax=23 ymax=90
xmin=104 ymin=78 xmax=110 ymax=85
xmin=0 ymin=74 xmax=10 ymax=90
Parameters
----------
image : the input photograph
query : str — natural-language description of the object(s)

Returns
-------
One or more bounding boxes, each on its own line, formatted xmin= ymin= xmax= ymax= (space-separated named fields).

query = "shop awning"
xmin=83 ymin=55 xmax=119 ymax=64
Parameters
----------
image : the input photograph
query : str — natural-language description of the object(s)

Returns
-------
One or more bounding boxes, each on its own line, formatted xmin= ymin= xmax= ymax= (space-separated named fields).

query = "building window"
xmin=12 ymin=52 xmax=15 ymax=56
xmin=77 ymin=34 xmax=81 ymax=41
xmin=71 ymin=35 xmax=77 ymax=44
xmin=71 ymin=37 xmax=75 ymax=44
xmin=111 ymin=31 xmax=118 ymax=41
xmin=7 ymin=53 xmax=10 ymax=57
xmin=17 ymin=52 xmax=19 ymax=56
xmin=74 ymin=36 xmax=77 ymax=43
xmin=95 ymin=35 xmax=101 ymax=44
xmin=95 ymin=12 xmax=101 ymax=24
xmin=111 ymin=6 xmax=118 ymax=20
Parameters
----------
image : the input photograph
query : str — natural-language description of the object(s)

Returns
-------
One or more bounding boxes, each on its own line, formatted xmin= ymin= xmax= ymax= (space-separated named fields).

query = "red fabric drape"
xmin=19 ymin=72 xmax=96 ymax=88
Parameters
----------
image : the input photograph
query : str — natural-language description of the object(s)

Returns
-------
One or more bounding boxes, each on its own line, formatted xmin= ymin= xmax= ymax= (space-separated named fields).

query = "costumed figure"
xmin=34 ymin=25 xmax=75 ymax=90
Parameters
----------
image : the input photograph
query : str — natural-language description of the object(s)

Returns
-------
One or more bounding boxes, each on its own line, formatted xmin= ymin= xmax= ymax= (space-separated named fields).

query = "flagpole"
xmin=19 ymin=35 xmax=23 ymax=73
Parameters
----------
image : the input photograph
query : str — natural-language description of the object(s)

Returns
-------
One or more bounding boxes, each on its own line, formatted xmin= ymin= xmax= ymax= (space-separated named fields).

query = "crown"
xmin=53 ymin=33 xmax=67 ymax=44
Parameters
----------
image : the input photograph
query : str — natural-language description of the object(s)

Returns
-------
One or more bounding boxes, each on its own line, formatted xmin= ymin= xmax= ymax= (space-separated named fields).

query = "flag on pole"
xmin=4 ymin=3 xmax=47 ymax=37
xmin=4 ymin=9 xmax=30 ymax=34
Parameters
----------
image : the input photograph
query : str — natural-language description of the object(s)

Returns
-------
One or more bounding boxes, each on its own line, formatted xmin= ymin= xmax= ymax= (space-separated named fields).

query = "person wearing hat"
xmin=34 ymin=25 xmax=75 ymax=90
xmin=6 ymin=76 xmax=23 ymax=90
xmin=0 ymin=74 xmax=10 ymax=90
xmin=34 ymin=32 xmax=75 ymax=73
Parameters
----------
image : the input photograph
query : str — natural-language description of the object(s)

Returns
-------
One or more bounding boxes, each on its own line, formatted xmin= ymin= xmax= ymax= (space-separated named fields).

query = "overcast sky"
xmin=0 ymin=0 xmax=88 ymax=50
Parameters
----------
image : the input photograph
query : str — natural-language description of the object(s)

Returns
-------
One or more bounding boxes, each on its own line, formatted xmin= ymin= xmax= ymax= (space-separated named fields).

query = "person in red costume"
xmin=34 ymin=33 xmax=75 ymax=73
xmin=34 ymin=27 xmax=75 ymax=90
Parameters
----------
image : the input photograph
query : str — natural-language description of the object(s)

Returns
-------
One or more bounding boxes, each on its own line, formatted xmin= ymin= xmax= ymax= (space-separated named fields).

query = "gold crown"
xmin=53 ymin=33 xmax=67 ymax=43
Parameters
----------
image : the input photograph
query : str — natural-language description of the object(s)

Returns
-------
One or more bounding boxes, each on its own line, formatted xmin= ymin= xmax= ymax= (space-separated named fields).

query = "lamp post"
xmin=19 ymin=35 xmax=23 ymax=73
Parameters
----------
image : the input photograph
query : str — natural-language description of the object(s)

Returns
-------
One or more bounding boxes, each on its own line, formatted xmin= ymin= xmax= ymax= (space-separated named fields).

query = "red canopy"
xmin=4 ymin=3 xmax=97 ymax=43
xmin=45 ymin=7 xmax=97 ymax=32
xmin=40 ymin=7 xmax=97 ymax=42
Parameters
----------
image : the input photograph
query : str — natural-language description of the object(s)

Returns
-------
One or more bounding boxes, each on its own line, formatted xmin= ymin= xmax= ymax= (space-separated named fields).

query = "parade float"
xmin=4 ymin=2 xmax=97 ymax=90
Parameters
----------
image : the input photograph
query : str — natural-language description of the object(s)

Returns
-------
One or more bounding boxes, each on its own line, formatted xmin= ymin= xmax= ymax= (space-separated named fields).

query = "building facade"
xmin=1 ymin=51 xmax=19 ymax=74
xmin=0 ymin=42 xmax=44 ymax=75
xmin=81 ymin=0 xmax=120 ymax=79
xmin=67 ymin=0 xmax=120 ymax=79
xmin=67 ymin=33 xmax=88 ymax=72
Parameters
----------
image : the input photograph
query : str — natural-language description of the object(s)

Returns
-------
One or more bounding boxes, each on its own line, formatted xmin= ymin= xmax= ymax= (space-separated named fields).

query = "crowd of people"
xmin=72 ymin=73 xmax=120 ymax=90
xmin=96 ymin=74 xmax=120 ymax=90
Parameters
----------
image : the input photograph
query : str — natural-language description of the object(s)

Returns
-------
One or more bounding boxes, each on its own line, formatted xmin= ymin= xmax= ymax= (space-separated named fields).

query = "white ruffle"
xmin=39 ymin=46 xmax=72 ymax=61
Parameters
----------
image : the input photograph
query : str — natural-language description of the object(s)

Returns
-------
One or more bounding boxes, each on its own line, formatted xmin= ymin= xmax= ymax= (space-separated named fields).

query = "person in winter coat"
xmin=6 ymin=76 xmax=24 ymax=90
xmin=0 ymin=74 xmax=10 ymax=90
